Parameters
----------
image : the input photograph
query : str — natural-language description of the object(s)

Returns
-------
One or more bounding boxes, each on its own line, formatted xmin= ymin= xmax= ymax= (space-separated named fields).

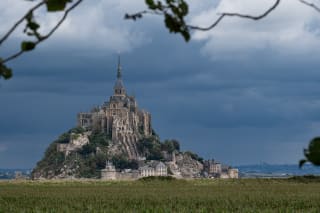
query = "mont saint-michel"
xmin=32 ymin=58 xmax=238 ymax=180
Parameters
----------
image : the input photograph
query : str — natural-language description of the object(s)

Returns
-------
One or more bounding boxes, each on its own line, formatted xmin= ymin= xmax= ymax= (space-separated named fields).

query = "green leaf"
xmin=46 ymin=0 xmax=68 ymax=12
xmin=0 ymin=62 xmax=13 ymax=80
xmin=145 ymin=0 xmax=157 ymax=10
xmin=164 ymin=14 xmax=180 ymax=32
xmin=28 ymin=22 xmax=40 ymax=31
xmin=21 ymin=41 xmax=36 ymax=51
xmin=180 ymin=29 xmax=190 ymax=42
xmin=145 ymin=0 xmax=154 ymax=6
xmin=179 ymin=1 xmax=188 ymax=16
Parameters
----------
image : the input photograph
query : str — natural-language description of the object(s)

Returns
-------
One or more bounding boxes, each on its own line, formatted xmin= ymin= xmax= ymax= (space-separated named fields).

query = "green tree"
xmin=111 ymin=155 xmax=139 ymax=170
xmin=300 ymin=137 xmax=320 ymax=168
xmin=162 ymin=139 xmax=180 ymax=153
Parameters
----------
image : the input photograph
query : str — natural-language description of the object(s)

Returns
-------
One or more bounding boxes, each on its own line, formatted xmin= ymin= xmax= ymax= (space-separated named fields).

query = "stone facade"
xmin=228 ymin=168 xmax=239 ymax=179
xmin=139 ymin=161 xmax=167 ymax=177
xmin=101 ymin=161 xmax=117 ymax=180
xmin=204 ymin=159 xmax=222 ymax=175
xmin=101 ymin=161 xmax=167 ymax=180
xmin=170 ymin=153 xmax=204 ymax=178
xmin=77 ymin=57 xmax=152 ymax=159
xmin=203 ymin=159 xmax=239 ymax=179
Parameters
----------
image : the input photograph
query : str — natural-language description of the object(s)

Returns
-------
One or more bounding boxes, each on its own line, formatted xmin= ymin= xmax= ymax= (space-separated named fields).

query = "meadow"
xmin=1 ymin=177 xmax=320 ymax=212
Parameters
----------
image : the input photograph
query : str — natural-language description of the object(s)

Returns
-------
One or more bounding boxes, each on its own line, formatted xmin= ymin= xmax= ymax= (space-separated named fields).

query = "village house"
xmin=139 ymin=161 xmax=167 ymax=177
xmin=101 ymin=161 xmax=168 ymax=180
xmin=204 ymin=159 xmax=239 ymax=179
xmin=204 ymin=159 xmax=222 ymax=176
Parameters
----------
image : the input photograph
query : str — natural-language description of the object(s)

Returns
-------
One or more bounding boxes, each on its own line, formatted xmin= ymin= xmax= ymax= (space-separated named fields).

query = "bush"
xmin=56 ymin=133 xmax=70 ymax=144
xmin=55 ymin=127 xmax=85 ymax=144
xmin=137 ymin=137 xmax=164 ymax=161
xmin=162 ymin=139 xmax=180 ymax=153
xmin=69 ymin=126 xmax=85 ymax=134
xmin=111 ymin=156 xmax=139 ymax=170
xmin=75 ymin=153 xmax=108 ymax=178
xmin=151 ymin=128 xmax=159 ymax=138
xmin=89 ymin=132 xmax=110 ymax=147
xmin=78 ymin=144 xmax=96 ymax=156
xmin=137 ymin=137 xmax=154 ymax=153
xmin=139 ymin=176 xmax=176 ymax=181
xmin=185 ymin=151 xmax=204 ymax=163
xmin=289 ymin=175 xmax=320 ymax=183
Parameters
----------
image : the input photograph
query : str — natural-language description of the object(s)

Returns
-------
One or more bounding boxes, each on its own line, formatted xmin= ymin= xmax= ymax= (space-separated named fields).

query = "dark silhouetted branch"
xmin=0 ymin=1 xmax=45 ymax=46
xmin=299 ymin=0 xmax=320 ymax=13
xmin=188 ymin=0 xmax=281 ymax=31
xmin=2 ymin=0 xmax=83 ymax=64
xmin=125 ymin=10 xmax=164 ymax=20
xmin=41 ymin=0 xmax=83 ymax=41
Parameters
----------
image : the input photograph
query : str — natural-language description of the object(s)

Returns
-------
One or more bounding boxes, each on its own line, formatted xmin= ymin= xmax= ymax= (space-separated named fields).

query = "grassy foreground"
xmin=1 ymin=178 xmax=320 ymax=212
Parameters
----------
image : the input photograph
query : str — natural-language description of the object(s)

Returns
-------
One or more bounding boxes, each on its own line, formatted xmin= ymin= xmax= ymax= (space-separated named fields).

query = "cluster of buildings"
xmin=101 ymin=160 xmax=168 ymax=180
xmin=203 ymin=159 xmax=239 ymax=179
xmin=100 ymin=158 xmax=238 ymax=180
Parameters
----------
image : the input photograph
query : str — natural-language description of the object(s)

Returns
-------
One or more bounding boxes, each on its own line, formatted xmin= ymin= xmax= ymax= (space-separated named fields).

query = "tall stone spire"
xmin=114 ymin=55 xmax=126 ymax=96
xmin=117 ymin=55 xmax=122 ymax=79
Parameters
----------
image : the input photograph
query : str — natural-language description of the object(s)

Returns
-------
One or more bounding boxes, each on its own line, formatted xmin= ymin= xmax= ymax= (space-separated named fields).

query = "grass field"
xmin=1 ymin=177 xmax=320 ymax=212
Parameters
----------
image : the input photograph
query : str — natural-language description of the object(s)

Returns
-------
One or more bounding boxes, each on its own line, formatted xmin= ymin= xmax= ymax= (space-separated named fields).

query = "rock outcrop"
xmin=167 ymin=152 xmax=204 ymax=178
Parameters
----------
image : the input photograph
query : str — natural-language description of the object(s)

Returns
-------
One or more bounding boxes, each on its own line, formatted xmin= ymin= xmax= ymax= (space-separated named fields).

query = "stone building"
xmin=204 ymin=159 xmax=222 ymax=175
xmin=228 ymin=168 xmax=239 ymax=179
xmin=101 ymin=160 xmax=167 ymax=180
xmin=139 ymin=161 xmax=168 ymax=177
xmin=77 ymin=57 xmax=152 ymax=159
xmin=101 ymin=161 xmax=117 ymax=180
xmin=203 ymin=159 xmax=239 ymax=179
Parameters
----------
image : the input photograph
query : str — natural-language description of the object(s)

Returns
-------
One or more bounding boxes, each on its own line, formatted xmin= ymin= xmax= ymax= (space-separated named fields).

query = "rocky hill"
xmin=32 ymin=59 xmax=205 ymax=179
xmin=31 ymin=127 xmax=203 ymax=179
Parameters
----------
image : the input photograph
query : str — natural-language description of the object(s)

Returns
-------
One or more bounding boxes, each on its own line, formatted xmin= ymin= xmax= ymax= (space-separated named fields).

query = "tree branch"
xmin=188 ymin=0 xmax=281 ymax=31
xmin=0 ymin=1 xmax=45 ymax=46
xmin=125 ymin=10 xmax=164 ymax=20
xmin=2 ymin=0 xmax=83 ymax=64
xmin=41 ymin=0 xmax=83 ymax=41
xmin=299 ymin=0 xmax=320 ymax=13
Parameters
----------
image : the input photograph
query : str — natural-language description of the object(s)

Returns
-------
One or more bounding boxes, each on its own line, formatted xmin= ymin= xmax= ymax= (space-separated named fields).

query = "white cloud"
xmin=3 ymin=0 xmax=320 ymax=58
xmin=0 ymin=0 xmax=149 ymax=53
xmin=190 ymin=0 xmax=320 ymax=60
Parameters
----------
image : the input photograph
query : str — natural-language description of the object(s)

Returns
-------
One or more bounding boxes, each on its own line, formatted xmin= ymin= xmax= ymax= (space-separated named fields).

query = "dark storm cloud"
xmin=2 ymin=2 xmax=320 ymax=167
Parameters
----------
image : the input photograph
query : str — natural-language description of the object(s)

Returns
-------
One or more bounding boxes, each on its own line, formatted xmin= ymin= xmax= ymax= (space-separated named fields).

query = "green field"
xmin=1 ymin=178 xmax=320 ymax=212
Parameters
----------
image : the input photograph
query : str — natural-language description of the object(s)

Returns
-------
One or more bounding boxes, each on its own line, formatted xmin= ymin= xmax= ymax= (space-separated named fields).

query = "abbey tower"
xmin=77 ymin=57 xmax=152 ymax=159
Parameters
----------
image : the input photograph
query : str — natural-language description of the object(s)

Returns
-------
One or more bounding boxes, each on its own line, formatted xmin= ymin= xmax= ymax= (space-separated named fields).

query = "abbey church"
xmin=77 ymin=57 xmax=152 ymax=159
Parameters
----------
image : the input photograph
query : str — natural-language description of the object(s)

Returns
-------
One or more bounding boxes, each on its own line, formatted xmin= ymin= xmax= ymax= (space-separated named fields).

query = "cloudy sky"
xmin=1 ymin=0 xmax=320 ymax=168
